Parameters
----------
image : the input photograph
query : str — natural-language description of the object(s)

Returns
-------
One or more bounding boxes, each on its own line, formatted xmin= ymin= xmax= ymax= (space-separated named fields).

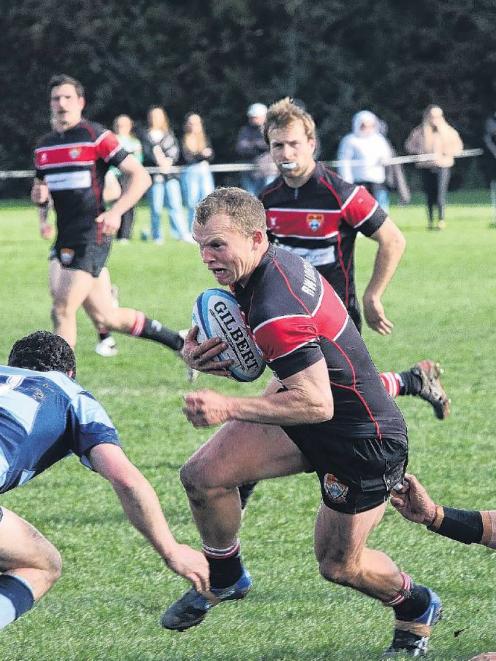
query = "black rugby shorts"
xmin=50 ymin=240 xmax=111 ymax=278
xmin=283 ymin=424 xmax=408 ymax=514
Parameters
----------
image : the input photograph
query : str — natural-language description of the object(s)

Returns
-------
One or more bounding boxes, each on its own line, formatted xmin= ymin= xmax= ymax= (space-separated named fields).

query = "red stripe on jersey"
xmin=94 ymin=130 xmax=121 ymax=162
xmin=265 ymin=208 xmax=341 ymax=239
xmin=318 ymin=178 xmax=377 ymax=229
xmin=34 ymin=144 xmax=97 ymax=169
xmin=328 ymin=341 xmax=382 ymax=439
xmin=254 ymin=274 xmax=348 ymax=362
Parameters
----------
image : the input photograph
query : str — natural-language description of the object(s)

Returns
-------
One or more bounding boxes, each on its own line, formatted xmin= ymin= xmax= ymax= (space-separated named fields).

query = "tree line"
xmin=1 ymin=0 xmax=495 ymax=188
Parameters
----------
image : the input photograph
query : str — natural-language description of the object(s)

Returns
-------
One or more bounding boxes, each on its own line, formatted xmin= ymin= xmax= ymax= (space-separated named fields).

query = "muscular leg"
xmin=83 ymin=267 xmax=137 ymax=332
xmin=314 ymin=501 xmax=403 ymax=602
xmin=49 ymin=260 xmax=95 ymax=348
xmin=180 ymin=420 xmax=309 ymax=549
xmin=0 ymin=508 xmax=62 ymax=603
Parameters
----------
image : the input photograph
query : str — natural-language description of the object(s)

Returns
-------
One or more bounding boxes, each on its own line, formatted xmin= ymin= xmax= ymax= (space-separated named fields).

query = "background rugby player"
xmin=31 ymin=74 xmax=185 ymax=356
xmin=0 ymin=331 xmax=209 ymax=630
xmin=161 ymin=188 xmax=442 ymax=657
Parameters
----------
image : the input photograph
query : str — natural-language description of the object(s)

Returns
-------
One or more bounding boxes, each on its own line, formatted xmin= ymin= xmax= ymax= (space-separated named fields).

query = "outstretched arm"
xmin=391 ymin=473 xmax=496 ymax=549
xmin=363 ymin=217 xmax=406 ymax=335
xmin=88 ymin=443 xmax=209 ymax=592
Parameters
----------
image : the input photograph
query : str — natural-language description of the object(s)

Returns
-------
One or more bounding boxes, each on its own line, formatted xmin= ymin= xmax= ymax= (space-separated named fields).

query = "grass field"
xmin=0 ymin=192 xmax=495 ymax=660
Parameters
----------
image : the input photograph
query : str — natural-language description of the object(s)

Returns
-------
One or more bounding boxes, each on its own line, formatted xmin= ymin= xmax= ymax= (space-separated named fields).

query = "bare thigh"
xmin=314 ymin=500 xmax=386 ymax=565
xmin=184 ymin=419 xmax=311 ymax=489
xmin=49 ymin=260 xmax=95 ymax=310
xmin=82 ymin=267 xmax=115 ymax=321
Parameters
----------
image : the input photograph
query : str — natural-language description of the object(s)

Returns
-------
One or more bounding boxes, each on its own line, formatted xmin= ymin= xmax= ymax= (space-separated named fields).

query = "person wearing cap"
xmin=235 ymin=103 xmax=276 ymax=196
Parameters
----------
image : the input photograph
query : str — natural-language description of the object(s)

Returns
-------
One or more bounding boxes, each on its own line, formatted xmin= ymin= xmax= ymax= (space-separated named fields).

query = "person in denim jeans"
xmin=144 ymin=106 xmax=191 ymax=244
xmin=180 ymin=113 xmax=215 ymax=230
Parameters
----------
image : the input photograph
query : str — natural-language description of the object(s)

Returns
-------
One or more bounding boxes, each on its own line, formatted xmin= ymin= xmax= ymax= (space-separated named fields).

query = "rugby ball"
xmin=192 ymin=288 xmax=266 ymax=382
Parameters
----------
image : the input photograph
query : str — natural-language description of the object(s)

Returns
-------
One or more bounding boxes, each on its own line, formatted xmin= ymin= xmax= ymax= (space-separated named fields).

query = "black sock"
xmin=98 ymin=331 xmax=111 ymax=341
xmin=140 ymin=318 xmax=183 ymax=351
xmin=398 ymin=369 xmax=422 ymax=396
xmin=393 ymin=584 xmax=431 ymax=621
xmin=207 ymin=555 xmax=243 ymax=589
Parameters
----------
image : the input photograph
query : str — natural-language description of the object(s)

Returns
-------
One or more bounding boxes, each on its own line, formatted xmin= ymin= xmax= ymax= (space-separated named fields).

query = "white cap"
xmin=247 ymin=103 xmax=267 ymax=118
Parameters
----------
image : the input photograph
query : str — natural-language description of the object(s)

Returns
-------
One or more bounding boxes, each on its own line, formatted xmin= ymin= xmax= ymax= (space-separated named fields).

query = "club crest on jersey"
xmin=307 ymin=213 xmax=323 ymax=232
xmin=40 ymin=152 xmax=48 ymax=163
xmin=60 ymin=248 xmax=75 ymax=266
xmin=69 ymin=148 xmax=81 ymax=159
xmin=323 ymin=473 xmax=349 ymax=503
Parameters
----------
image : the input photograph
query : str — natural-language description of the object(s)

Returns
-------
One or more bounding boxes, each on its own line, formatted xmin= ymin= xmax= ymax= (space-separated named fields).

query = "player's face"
xmin=268 ymin=120 xmax=316 ymax=186
xmin=193 ymin=214 xmax=264 ymax=287
xmin=50 ymin=84 xmax=84 ymax=132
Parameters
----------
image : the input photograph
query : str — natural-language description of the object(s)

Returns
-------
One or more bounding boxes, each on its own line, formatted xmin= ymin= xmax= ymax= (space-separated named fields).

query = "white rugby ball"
xmin=192 ymin=288 xmax=265 ymax=382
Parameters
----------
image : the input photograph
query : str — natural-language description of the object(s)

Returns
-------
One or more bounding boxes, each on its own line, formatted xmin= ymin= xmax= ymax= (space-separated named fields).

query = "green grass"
xmin=0 ymin=192 xmax=495 ymax=660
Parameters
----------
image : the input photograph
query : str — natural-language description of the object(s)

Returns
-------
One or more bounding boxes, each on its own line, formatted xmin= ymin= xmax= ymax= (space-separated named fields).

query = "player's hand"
xmin=390 ymin=473 xmax=437 ymax=525
xmin=31 ymin=179 xmax=49 ymax=205
xmin=468 ymin=654 xmax=496 ymax=661
xmin=165 ymin=543 xmax=210 ymax=593
xmin=40 ymin=223 xmax=54 ymax=240
xmin=95 ymin=208 xmax=122 ymax=236
xmin=182 ymin=326 xmax=233 ymax=377
xmin=183 ymin=389 xmax=232 ymax=427
xmin=363 ymin=294 xmax=394 ymax=335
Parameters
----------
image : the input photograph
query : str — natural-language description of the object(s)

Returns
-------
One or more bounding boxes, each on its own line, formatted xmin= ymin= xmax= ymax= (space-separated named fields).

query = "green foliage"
xmin=1 ymin=2 xmax=495 ymax=173
xmin=0 ymin=194 xmax=495 ymax=659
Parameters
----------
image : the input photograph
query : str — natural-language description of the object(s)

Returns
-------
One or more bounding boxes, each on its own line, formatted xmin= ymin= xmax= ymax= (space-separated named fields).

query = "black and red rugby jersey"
xmin=260 ymin=162 xmax=387 ymax=309
xmin=234 ymin=246 xmax=406 ymax=441
xmin=34 ymin=120 xmax=128 ymax=246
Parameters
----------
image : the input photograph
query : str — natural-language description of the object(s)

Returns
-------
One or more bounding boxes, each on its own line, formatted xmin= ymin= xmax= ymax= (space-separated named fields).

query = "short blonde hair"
xmin=263 ymin=97 xmax=316 ymax=144
xmin=195 ymin=187 xmax=266 ymax=236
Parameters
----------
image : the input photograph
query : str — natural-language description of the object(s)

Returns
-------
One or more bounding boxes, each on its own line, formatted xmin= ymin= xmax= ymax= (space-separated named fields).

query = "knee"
xmin=180 ymin=459 xmax=207 ymax=499
xmin=42 ymin=545 xmax=63 ymax=587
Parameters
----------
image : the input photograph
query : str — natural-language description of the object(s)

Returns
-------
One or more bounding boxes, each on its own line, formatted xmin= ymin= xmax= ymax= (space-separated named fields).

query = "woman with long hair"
xmin=180 ymin=113 xmax=215 ymax=230
xmin=405 ymin=105 xmax=463 ymax=230
xmin=144 ymin=106 xmax=191 ymax=244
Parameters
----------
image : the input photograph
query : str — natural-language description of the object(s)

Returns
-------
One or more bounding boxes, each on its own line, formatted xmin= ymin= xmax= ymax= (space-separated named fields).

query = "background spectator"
xmin=405 ymin=105 xmax=463 ymax=230
xmin=142 ymin=106 xmax=191 ymax=244
xmin=180 ymin=112 xmax=215 ymax=231
xmin=112 ymin=114 xmax=143 ymax=242
xmin=337 ymin=110 xmax=393 ymax=212
xmin=235 ymin=103 xmax=276 ymax=196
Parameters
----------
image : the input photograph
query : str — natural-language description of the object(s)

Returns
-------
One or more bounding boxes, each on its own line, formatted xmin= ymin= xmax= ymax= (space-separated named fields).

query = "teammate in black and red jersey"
xmin=31 ymin=74 xmax=186 ymax=360
xmin=161 ymin=188 xmax=442 ymax=657
xmin=259 ymin=98 xmax=449 ymax=421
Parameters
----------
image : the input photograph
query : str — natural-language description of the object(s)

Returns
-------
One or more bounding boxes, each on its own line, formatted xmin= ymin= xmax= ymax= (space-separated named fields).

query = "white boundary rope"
xmin=0 ymin=149 xmax=483 ymax=180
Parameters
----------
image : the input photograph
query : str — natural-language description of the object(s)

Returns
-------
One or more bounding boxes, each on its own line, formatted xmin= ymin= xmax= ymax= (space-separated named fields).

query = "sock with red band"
xmin=203 ymin=541 xmax=243 ymax=589
xmin=130 ymin=312 xmax=183 ymax=350
xmin=385 ymin=573 xmax=431 ymax=620
xmin=380 ymin=372 xmax=403 ymax=398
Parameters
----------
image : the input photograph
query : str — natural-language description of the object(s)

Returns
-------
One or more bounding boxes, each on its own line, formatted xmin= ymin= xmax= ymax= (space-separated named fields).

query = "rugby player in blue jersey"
xmin=0 ymin=331 xmax=208 ymax=630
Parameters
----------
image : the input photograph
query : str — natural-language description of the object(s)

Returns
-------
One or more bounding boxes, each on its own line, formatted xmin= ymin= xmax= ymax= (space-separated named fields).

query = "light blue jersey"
xmin=0 ymin=365 xmax=120 ymax=494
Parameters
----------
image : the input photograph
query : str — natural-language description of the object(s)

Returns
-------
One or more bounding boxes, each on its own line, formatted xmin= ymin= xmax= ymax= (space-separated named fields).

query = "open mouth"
xmin=280 ymin=162 xmax=297 ymax=171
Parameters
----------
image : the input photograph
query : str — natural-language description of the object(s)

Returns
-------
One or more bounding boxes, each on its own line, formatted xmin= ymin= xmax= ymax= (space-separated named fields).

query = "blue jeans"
xmin=240 ymin=173 xmax=274 ymax=198
xmin=181 ymin=161 xmax=215 ymax=230
xmin=148 ymin=176 xmax=189 ymax=240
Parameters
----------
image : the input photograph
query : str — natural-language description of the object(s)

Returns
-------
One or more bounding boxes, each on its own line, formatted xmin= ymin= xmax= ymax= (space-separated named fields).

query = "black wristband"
xmin=429 ymin=506 xmax=483 ymax=545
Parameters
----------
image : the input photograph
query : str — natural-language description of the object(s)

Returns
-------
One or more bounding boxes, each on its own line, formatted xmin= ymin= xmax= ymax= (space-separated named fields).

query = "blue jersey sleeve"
xmin=69 ymin=390 xmax=121 ymax=463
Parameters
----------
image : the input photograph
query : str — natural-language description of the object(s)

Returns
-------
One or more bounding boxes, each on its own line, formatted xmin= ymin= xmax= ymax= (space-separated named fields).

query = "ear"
xmin=67 ymin=369 xmax=74 ymax=379
xmin=252 ymin=228 xmax=266 ymax=247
